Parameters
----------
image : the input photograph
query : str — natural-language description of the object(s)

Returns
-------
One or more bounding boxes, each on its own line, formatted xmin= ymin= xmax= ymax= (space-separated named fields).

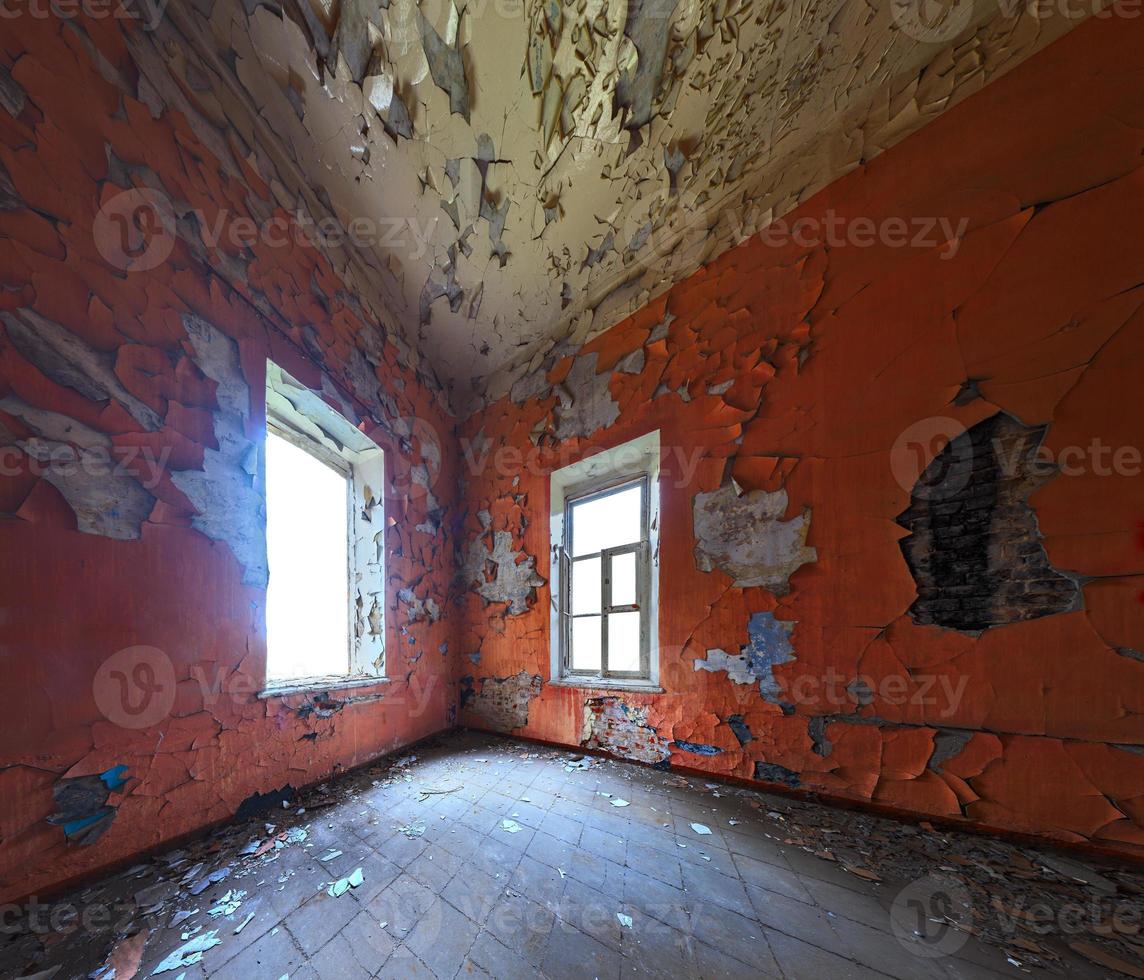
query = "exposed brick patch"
xmin=466 ymin=671 xmax=542 ymax=732
xmin=897 ymin=414 xmax=1081 ymax=631
xmin=580 ymin=697 xmax=670 ymax=764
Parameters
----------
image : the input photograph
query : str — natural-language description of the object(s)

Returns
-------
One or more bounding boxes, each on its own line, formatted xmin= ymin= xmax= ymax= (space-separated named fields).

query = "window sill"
xmin=258 ymin=675 xmax=389 ymax=699
xmin=548 ymin=677 xmax=664 ymax=694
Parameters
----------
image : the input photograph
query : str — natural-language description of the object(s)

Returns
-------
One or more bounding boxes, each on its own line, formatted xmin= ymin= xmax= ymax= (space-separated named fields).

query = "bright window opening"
xmin=262 ymin=360 xmax=386 ymax=693
xmin=550 ymin=431 xmax=661 ymax=688
xmin=265 ymin=429 xmax=350 ymax=683
xmin=565 ymin=479 xmax=648 ymax=674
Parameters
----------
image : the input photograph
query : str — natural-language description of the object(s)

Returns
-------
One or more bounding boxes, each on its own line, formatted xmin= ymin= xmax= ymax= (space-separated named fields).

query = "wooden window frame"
xmin=559 ymin=474 xmax=652 ymax=681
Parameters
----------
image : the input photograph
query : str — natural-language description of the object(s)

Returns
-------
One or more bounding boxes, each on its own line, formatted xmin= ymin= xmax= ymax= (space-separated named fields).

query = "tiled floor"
xmin=4 ymin=731 xmax=1137 ymax=979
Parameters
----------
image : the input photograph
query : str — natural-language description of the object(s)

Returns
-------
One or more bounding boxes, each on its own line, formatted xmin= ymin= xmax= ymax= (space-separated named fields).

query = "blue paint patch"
xmin=100 ymin=765 xmax=130 ymax=791
xmin=673 ymin=740 xmax=723 ymax=756
xmin=468 ymin=651 xmax=481 ymax=665
xmin=459 ymin=675 xmax=475 ymax=710
xmin=48 ymin=766 xmax=132 ymax=845
xmin=745 ymin=611 xmax=796 ymax=707
xmin=61 ymin=810 xmax=112 ymax=838
xmin=727 ymin=715 xmax=752 ymax=746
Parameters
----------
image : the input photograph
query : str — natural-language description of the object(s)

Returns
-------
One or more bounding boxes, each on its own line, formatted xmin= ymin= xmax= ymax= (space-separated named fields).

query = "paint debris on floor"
xmin=2 ymin=733 xmax=1140 ymax=980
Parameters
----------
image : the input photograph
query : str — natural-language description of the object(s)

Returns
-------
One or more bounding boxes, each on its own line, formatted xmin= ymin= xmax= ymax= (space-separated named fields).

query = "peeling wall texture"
xmin=0 ymin=11 xmax=461 ymax=903
xmin=2 ymin=0 xmax=1142 ymax=907
xmin=457 ymin=12 xmax=1144 ymax=858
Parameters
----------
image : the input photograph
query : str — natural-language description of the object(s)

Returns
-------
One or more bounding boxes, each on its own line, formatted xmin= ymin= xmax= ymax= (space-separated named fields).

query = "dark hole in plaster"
xmin=897 ymin=413 xmax=1082 ymax=632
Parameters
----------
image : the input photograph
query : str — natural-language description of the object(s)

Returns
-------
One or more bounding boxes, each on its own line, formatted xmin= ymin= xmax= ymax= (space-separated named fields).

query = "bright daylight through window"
xmin=265 ymin=428 xmax=351 ymax=683
xmin=565 ymin=478 xmax=648 ymax=675
xmin=263 ymin=361 xmax=386 ymax=691
xmin=552 ymin=431 xmax=660 ymax=686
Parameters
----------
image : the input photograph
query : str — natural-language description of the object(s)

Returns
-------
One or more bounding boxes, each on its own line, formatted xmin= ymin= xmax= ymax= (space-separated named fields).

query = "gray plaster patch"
xmin=1 ymin=308 xmax=163 ymax=431
xmin=461 ymin=528 xmax=546 ymax=615
xmin=0 ymin=397 xmax=155 ymax=539
xmin=170 ymin=316 xmax=266 ymax=586
xmin=419 ymin=10 xmax=469 ymax=121
xmin=929 ymin=729 xmax=973 ymax=771
xmin=22 ymin=438 xmax=155 ymax=539
xmin=692 ymin=483 xmax=816 ymax=593
xmin=553 ymin=353 xmax=620 ymax=441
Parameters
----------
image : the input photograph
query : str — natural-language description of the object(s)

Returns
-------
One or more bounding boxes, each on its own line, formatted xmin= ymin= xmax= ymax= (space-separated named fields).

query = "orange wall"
xmin=2 ymin=5 xmax=1142 ymax=908
xmin=0 ymin=16 xmax=459 ymax=902
xmin=458 ymin=10 xmax=1144 ymax=857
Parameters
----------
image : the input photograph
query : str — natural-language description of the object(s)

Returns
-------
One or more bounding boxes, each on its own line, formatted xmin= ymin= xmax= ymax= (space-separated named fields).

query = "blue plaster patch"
xmin=673 ymin=740 xmax=723 ymax=756
xmin=727 ymin=715 xmax=752 ymax=746
xmin=754 ymin=762 xmax=801 ymax=788
xmin=744 ymin=611 xmax=796 ymax=705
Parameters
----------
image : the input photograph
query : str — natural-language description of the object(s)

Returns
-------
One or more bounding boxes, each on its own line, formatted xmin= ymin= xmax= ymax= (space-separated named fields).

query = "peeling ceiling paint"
xmin=142 ymin=0 xmax=1097 ymax=411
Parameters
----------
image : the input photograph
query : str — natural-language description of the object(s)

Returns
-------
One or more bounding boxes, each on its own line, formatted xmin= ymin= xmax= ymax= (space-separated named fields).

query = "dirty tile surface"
xmin=3 ymin=732 xmax=1140 ymax=980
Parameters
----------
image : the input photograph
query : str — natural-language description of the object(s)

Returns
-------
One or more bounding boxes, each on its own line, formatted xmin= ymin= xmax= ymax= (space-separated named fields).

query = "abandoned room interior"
xmin=1 ymin=0 xmax=1143 ymax=977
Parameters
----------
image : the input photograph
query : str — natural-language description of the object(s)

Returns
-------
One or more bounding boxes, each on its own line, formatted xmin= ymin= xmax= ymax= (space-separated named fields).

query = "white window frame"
xmin=261 ymin=361 xmax=386 ymax=695
xmin=550 ymin=430 xmax=661 ymax=691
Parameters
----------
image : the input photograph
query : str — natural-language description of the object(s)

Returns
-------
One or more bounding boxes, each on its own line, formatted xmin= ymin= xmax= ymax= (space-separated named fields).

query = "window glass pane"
xmin=571 ymin=556 xmax=601 ymax=615
xmin=607 ymin=611 xmax=641 ymax=672
xmin=266 ymin=430 xmax=350 ymax=681
xmin=571 ymin=483 xmax=642 ymax=556
xmin=571 ymin=615 xmax=602 ymax=671
xmin=610 ymin=550 xmax=637 ymax=607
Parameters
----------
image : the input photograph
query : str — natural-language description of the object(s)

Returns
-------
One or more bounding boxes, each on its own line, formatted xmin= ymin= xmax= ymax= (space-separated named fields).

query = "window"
xmin=551 ymin=431 xmax=660 ymax=688
xmin=263 ymin=362 xmax=385 ymax=691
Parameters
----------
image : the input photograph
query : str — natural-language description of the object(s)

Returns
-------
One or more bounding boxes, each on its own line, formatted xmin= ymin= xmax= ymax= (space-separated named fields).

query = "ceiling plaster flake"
xmin=142 ymin=0 xmax=1095 ymax=412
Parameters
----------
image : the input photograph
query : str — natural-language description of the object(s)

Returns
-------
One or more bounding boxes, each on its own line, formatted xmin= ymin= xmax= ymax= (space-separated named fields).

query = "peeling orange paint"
xmin=457 ymin=12 xmax=1144 ymax=859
